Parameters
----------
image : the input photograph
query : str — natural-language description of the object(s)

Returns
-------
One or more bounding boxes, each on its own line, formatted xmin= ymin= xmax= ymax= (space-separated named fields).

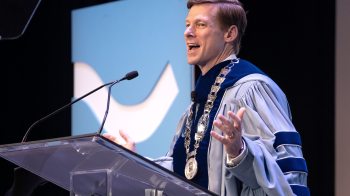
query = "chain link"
xmin=184 ymin=59 xmax=239 ymax=161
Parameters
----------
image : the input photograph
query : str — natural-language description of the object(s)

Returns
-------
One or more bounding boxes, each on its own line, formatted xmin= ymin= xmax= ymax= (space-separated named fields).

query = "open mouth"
xmin=188 ymin=43 xmax=200 ymax=51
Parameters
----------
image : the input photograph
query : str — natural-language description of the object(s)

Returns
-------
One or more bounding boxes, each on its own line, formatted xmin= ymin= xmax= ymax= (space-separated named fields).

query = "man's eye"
xmin=196 ymin=23 xmax=206 ymax=28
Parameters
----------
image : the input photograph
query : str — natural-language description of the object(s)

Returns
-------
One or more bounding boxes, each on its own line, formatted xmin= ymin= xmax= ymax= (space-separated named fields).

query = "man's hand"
xmin=103 ymin=130 xmax=136 ymax=152
xmin=211 ymin=107 xmax=246 ymax=157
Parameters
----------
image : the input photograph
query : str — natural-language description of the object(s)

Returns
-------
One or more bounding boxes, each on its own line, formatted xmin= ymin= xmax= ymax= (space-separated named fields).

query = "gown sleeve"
xmin=224 ymin=76 xmax=309 ymax=196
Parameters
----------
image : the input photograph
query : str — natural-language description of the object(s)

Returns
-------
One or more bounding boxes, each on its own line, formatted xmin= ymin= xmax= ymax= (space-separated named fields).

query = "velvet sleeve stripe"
xmin=291 ymin=185 xmax=311 ymax=196
xmin=273 ymin=131 xmax=302 ymax=149
xmin=276 ymin=157 xmax=308 ymax=173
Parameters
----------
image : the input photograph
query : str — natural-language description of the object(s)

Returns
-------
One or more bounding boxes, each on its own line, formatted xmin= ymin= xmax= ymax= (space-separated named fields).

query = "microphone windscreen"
xmin=125 ymin=71 xmax=139 ymax=80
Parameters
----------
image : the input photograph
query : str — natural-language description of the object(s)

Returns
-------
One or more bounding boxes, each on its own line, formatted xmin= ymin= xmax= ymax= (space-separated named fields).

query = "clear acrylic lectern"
xmin=0 ymin=134 xmax=216 ymax=196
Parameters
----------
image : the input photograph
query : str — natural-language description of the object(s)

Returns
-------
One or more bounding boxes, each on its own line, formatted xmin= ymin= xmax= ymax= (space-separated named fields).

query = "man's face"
xmin=184 ymin=4 xmax=227 ymax=68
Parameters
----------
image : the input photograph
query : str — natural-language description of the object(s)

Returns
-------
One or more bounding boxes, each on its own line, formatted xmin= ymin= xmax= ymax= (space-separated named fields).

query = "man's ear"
xmin=224 ymin=25 xmax=238 ymax=43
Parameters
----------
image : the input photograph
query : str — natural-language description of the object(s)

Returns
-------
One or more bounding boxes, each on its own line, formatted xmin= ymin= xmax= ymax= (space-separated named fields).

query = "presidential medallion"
xmin=184 ymin=157 xmax=198 ymax=180
xmin=183 ymin=59 xmax=238 ymax=181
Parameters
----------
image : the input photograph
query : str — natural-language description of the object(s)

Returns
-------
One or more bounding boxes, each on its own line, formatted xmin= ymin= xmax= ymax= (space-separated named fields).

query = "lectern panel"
xmin=0 ymin=134 xmax=216 ymax=196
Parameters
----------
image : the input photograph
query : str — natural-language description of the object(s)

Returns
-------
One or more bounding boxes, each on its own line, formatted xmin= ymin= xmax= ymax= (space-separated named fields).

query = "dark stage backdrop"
xmin=0 ymin=0 xmax=334 ymax=195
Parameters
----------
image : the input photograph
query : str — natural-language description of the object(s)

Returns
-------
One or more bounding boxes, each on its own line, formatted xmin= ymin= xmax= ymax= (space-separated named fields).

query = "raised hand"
xmin=211 ymin=107 xmax=246 ymax=157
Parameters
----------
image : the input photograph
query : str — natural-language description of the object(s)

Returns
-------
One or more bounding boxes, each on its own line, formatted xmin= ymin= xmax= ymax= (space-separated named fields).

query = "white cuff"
xmin=226 ymin=140 xmax=248 ymax=167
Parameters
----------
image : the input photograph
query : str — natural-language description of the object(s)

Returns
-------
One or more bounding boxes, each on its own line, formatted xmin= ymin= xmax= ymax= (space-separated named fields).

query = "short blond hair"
xmin=187 ymin=0 xmax=247 ymax=54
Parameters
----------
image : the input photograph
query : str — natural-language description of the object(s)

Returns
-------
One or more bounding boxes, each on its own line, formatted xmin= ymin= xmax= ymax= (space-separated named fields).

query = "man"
xmin=105 ymin=0 xmax=310 ymax=195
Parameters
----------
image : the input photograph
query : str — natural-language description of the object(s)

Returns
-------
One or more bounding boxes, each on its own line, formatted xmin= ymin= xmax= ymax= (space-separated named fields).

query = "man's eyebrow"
xmin=186 ymin=18 xmax=207 ymax=23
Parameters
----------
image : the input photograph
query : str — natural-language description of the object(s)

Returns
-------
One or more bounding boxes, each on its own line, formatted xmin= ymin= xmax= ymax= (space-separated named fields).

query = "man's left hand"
xmin=211 ymin=107 xmax=246 ymax=157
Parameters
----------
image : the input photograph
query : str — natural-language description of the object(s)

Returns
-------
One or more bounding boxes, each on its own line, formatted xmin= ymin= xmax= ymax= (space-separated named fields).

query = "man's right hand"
xmin=102 ymin=130 xmax=136 ymax=152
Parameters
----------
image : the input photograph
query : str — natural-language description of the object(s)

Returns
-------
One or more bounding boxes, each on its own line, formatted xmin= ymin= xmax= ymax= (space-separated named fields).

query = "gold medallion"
xmin=183 ymin=59 xmax=239 ymax=181
xmin=185 ymin=157 xmax=198 ymax=180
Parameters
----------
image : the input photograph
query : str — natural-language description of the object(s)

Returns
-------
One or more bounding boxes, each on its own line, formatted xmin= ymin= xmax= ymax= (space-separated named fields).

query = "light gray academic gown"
xmin=156 ymin=73 xmax=308 ymax=196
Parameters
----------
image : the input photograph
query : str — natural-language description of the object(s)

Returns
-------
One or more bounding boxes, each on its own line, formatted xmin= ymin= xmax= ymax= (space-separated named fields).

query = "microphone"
xmin=123 ymin=70 xmax=138 ymax=80
xmin=21 ymin=70 xmax=139 ymax=143
xmin=191 ymin=91 xmax=196 ymax=102
xmin=96 ymin=70 xmax=138 ymax=134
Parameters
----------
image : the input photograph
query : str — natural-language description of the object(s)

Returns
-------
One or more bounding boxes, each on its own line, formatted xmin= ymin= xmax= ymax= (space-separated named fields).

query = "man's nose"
xmin=184 ymin=25 xmax=195 ymax=37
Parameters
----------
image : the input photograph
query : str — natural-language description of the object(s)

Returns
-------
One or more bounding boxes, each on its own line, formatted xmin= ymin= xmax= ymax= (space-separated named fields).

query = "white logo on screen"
xmin=74 ymin=62 xmax=179 ymax=144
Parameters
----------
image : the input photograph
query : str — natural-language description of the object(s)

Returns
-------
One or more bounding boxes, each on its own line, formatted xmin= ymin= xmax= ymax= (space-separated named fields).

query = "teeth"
xmin=188 ymin=43 xmax=199 ymax=50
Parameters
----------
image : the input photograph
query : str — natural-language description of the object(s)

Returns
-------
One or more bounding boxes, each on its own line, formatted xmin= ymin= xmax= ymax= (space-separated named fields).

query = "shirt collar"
xmin=222 ymin=54 xmax=237 ymax=62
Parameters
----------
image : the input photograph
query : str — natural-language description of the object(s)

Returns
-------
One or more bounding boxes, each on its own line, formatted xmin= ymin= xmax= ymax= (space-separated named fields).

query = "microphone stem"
xmin=21 ymin=81 xmax=115 ymax=143
xmin=97 ymin=80 xmax=120 ymax=134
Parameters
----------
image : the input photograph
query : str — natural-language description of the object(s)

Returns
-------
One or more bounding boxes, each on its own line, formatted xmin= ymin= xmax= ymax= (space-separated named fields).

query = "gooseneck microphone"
xmin=21 ymin=70 xmax=139 ymax=143
xmin=123 ymin=70 xmax=138 ymax=81
xmin=97 ymin=70 xmax=138 ymax=134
